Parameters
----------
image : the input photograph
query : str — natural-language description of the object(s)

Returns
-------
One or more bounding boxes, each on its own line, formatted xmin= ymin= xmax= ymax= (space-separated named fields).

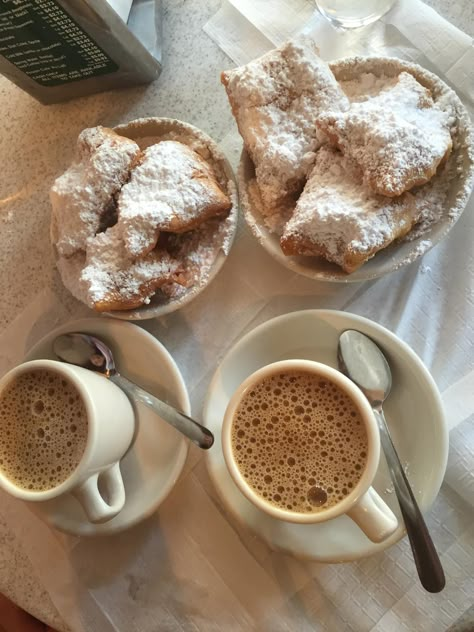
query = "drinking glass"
xmin=315 ymin=0 xmax=396 ymax=29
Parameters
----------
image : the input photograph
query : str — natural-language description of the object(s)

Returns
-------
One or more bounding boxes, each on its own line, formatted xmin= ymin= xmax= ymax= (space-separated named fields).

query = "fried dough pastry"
xmin=52 ymin=125 xmax=234 ymax=311
xmin=117 ymin=140 xmax=231 ymax=258
xmin=280 ymin=147 xmax=420 ymax=273
xmin=221 ymin=36 xmax=349 ymax=214
xmin=317 ymin=72 xmax=452 ymax=197
xmin=77 ymin=226 xmax=186 ymax=312
xmin=50 ymin=126 xmax=140 ymax=256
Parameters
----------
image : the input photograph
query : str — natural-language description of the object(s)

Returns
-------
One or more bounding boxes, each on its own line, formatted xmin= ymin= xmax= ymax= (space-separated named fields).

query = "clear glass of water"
xmin=316 ymin=0 xmax=396 ymax=29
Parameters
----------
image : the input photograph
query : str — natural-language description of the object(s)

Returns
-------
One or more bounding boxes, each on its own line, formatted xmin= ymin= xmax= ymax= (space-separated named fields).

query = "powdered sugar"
xmin=339 ymin=73 xmax=399 ymax=101
xmin=317 ymin=72 xmax=454 ymax=197
xmin=408 ymin=165 xmax=455 ymax=238
xmin=396 ymin=239 xmax=433 ymax=268
xmin=56 ymin=227 xmax=181 ymax=310
xmin=281 ymin=147 xmax=418 ymax=271
xmin=117 ymin=141 xmax=229 ymax=257
xmin=53 ymin=119 xmax=238 ymax=316
xmin=222 ymin=36 xmax=349 ymax=211
xmin=50 ymin=127 xmax=140 ymax=257
xmin=81 ymin=226 xmax=181 ymax=309
xmin=409 ymin=239 xmax=433 ymax=257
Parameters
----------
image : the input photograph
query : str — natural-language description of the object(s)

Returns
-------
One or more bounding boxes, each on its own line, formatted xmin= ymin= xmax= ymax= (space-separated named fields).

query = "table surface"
xmin=0 ymin=1 xmax=472 ymax=631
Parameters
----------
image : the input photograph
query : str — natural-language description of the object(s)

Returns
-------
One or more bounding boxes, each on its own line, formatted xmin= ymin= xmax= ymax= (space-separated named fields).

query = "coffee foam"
xmin=231 ymin=371 xmax=368 ymax=513
xmin=0 ymin=369 xmax=88 ymax=492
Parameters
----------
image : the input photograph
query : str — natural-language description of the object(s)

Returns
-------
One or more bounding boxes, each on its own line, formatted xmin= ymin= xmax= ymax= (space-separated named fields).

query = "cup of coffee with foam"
xmin=222 ymin=360 xmax=398 ymax=543
xmin=0 ymin=359 xmax=135 ymax=524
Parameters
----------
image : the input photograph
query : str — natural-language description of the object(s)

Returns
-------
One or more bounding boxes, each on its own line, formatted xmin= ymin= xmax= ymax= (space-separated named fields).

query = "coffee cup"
xmin=221 ymin=360 xmax=398 ymax=543
xmin=0 ymin=359 xmax=135 ymax=524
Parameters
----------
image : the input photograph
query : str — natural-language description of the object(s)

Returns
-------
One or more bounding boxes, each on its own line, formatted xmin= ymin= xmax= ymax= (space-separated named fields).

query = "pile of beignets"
xmin=51 ymin=126 xmax=232 ymax=310
xmin=222 ymin=37 xmax=454 ymax=272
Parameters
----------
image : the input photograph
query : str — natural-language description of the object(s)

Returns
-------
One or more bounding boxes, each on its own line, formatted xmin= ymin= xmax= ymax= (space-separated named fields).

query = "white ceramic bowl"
xmin=239 ymin=57 xmax=474 ymax=283
xmin=53 ymin=118 xmax=238 ymax=321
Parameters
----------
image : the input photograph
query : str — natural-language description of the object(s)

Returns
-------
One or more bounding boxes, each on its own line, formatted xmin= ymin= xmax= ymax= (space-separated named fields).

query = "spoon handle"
xmin=373 ymin=408 xmax=445 ymax=593
xmin=110 ymin=373 xmax=214 ymax=450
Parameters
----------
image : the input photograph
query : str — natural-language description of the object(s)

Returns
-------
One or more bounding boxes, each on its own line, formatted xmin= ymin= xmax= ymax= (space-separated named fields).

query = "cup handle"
xmin=347 ymin=487 xmax=398 ymax=543
xmin=73 ymin=463 xmax=126 ymax=524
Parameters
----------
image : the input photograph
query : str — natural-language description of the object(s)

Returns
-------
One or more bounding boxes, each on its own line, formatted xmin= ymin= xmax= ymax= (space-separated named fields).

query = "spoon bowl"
xmin=338 ymin=330 xmax=392 ymax=406
xmin=54 ymin=333 xmax=114 ymax=374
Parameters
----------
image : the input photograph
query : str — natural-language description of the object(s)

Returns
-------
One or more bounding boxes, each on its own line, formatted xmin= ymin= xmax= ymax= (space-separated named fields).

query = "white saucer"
xmin=24 ymin=318 xmax=189 ymax=536
xmin=203 ymin=310 xmax=448 ymax=562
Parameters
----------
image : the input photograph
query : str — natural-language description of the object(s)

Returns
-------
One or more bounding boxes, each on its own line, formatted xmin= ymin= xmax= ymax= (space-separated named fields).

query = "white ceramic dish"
xmin=239 ymin=57 xmax=474 ymax=283
xmin=24 ymin=318 xmax=189 ymax=536
xmin=53 ymin=118 xmax=239 ymax=321
xmin=203 ymin=309 xmax=448 ymax=562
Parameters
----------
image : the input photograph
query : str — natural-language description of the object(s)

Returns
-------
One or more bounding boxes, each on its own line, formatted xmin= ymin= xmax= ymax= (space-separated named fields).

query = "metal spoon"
xmin=53 ymin=333 xmax=214 ymax=450
xmin=338 ymin=329 xmax=445 ymax=593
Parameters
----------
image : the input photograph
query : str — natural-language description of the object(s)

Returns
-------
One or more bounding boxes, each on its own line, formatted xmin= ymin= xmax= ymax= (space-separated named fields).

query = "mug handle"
xmin=73 ymin=462 xmax=126 ymax=524
xmin=347 ymin=486 xmax=398 ymax=543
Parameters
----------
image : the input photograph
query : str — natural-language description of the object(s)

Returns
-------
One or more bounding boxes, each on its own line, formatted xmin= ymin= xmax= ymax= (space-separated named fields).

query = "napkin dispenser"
xmin=0 ymin=0 xmax=162 ymax=104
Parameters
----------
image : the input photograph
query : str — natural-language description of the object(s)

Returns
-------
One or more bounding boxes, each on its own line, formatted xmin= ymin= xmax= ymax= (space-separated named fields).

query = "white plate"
xmin=203 ymin=310 xmax=448 ymax=562
xmin=24 ymin=318 xmax=189 ymax=536
xmin=108 ymin=117 xmax=239 ymax=320
xmin=239 ymin=57 xmax=474 ymax=283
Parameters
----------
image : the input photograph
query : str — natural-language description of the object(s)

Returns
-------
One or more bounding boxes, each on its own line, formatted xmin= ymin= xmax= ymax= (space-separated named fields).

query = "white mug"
xmin=222 ymin=360 xmax=398 ymax=543
xmin=0 ymin=359 xmax=135 ymax=524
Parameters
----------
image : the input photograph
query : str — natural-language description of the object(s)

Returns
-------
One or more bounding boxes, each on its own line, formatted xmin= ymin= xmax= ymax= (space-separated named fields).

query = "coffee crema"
xmin=231 ymin=370 xmax=368 ymax=513
xmin=0 ymin=369 xmax=88 ymax=492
